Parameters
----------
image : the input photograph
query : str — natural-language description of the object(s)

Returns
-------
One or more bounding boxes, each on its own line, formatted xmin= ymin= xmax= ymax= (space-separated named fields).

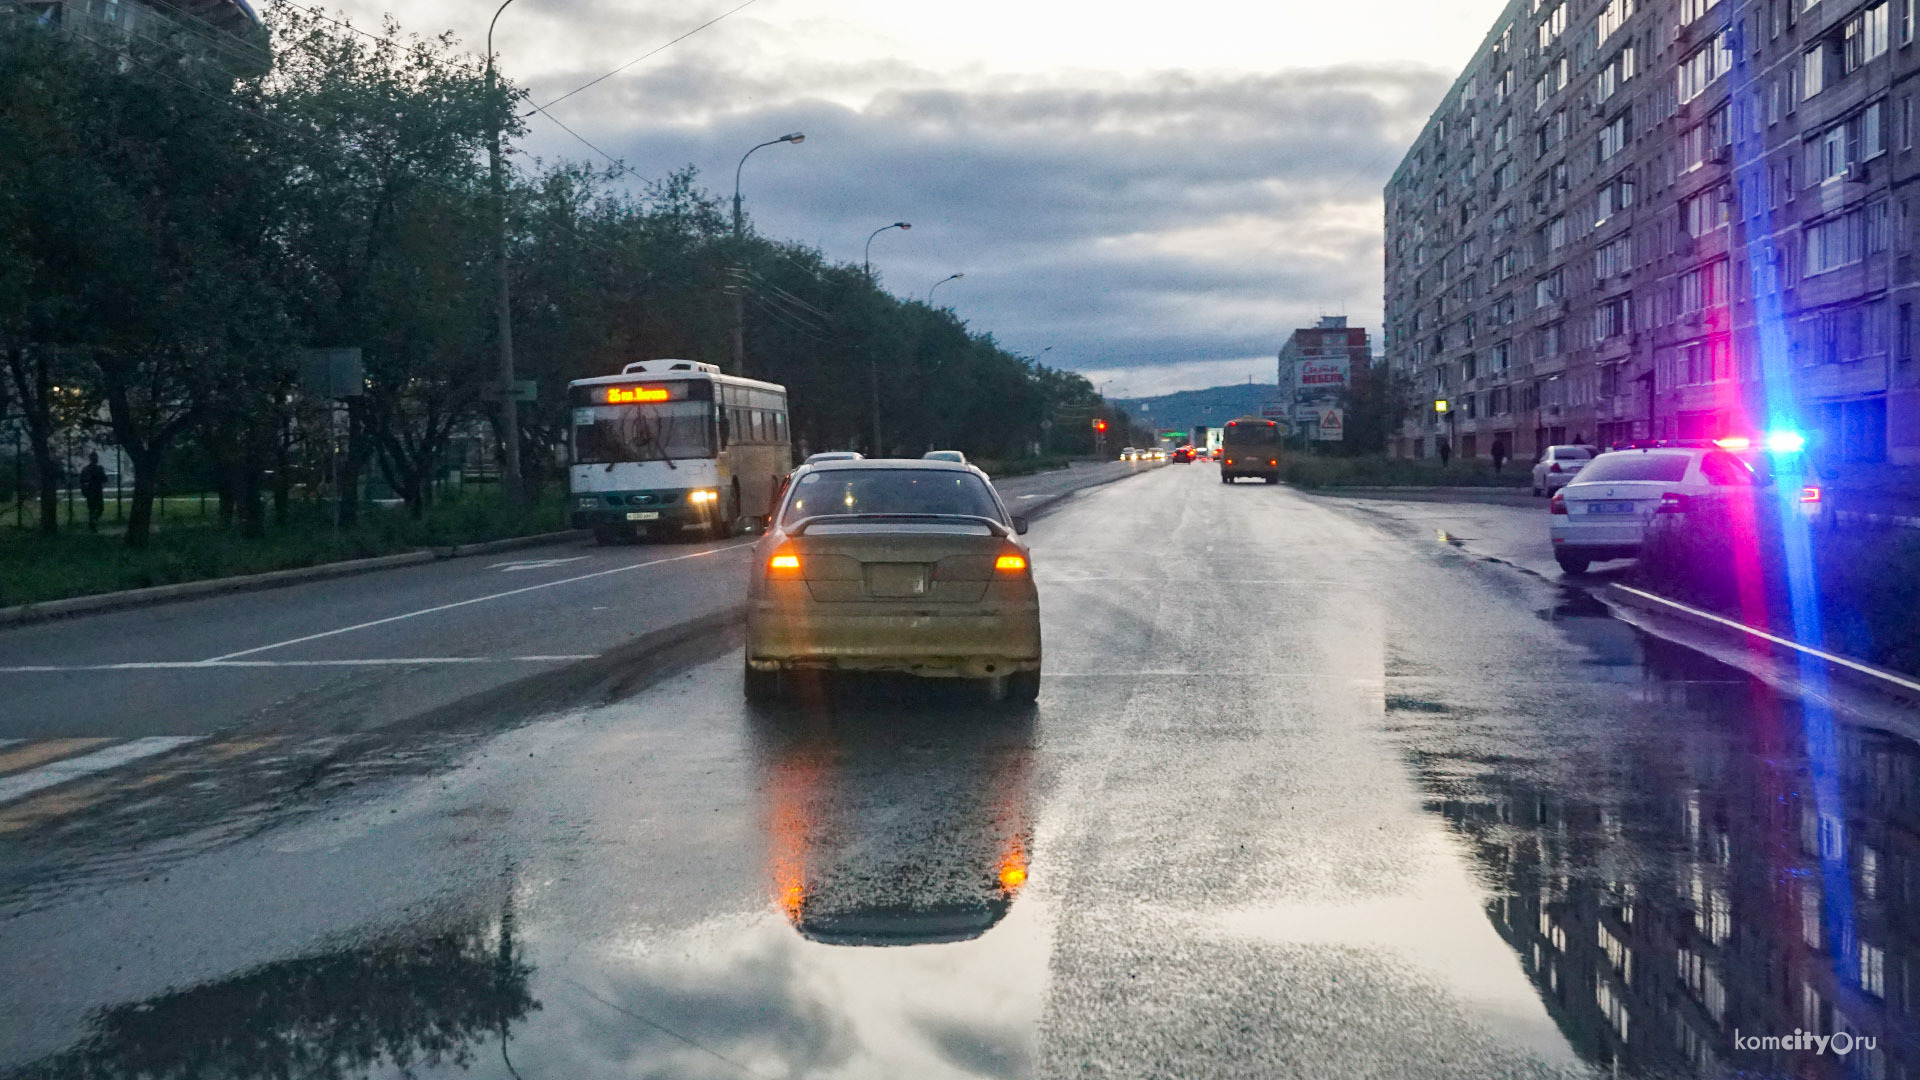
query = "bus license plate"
xmin=626 ymin=511 xmax=660 ymax=521
xmin=1586 ymin=502 xmax=1636 ymax=514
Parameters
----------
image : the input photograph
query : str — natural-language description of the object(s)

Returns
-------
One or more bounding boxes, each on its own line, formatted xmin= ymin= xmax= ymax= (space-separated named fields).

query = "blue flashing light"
xmin=1765 ymin=430 xmax=1807 ymax=454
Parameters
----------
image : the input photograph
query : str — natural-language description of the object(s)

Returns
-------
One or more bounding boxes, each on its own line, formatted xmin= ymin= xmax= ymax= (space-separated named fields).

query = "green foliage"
xmin=0 ymin=489 xmax=564 ymax=607
xmin=1633 ymin=499 xmax=1920 ymax=676
xmin=1276 ymin=453 xmax=1532 ymax=489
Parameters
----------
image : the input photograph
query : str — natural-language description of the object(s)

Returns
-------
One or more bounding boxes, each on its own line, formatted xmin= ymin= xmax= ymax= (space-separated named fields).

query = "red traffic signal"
xmin=1092 ymin=419 xmax=1108 ymax=432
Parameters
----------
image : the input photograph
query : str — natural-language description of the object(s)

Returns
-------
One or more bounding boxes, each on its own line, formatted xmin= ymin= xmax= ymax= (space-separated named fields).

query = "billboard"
xmin=1298 ymin=357 xmax=1349 ymax=391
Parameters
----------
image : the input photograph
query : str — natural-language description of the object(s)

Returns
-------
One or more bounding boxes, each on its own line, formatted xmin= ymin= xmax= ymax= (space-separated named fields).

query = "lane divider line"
xmin=0 ymin=656 xmax=600 ymax=673
xmin=1611 ymin=584 xmax=1920 ymax=695
xmin=202 ymin=541 xmax=756 ymax=663
xmin=0 ymin=736 xmax=203 ymax=806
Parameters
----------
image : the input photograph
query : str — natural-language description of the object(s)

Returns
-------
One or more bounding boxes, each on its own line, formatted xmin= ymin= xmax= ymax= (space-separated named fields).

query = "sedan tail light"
xmin=995 ymin=553 xmax=1029 ymax=573
xmin=1549 ymin=491 xmax=1567 ymax=515
xmin=1658 ymin=493 xmax=1690 ymax=514
xmin=767 ymin=549 xmax=801 ymax=573
xmin=1800 ymin=485 xmax=1822 ymax=504
xmin=1549 ymin=462 xmax=1562 ymax=473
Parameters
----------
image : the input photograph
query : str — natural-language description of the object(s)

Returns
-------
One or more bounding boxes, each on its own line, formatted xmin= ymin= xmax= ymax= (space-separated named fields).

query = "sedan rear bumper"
xmin=747 ymin=602 xmax=1041 ymax=678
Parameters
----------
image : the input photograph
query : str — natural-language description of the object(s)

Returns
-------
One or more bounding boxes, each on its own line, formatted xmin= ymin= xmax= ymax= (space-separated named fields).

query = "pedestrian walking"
xmin=1437 ymin=439 xmax=1452 ymax=467
xmin=1491 ymin=438 xmax=1508 ymax=473
xmin=79 ymin=452 xmax=108 ymax=533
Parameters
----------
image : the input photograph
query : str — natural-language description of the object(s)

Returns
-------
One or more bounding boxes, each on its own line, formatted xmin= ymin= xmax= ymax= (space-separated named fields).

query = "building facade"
xmin=14 ymin=0 xmax=269 ymax=76
xmin=1278 ymin=316 xmax=1372 ymax=441
xmin=1385 ymin=0 xmax=1920 ymax=471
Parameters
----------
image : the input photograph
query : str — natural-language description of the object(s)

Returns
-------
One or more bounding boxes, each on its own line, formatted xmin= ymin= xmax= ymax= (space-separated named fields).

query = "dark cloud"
xmin=515 ymin=58 xmax=1449 ymax=388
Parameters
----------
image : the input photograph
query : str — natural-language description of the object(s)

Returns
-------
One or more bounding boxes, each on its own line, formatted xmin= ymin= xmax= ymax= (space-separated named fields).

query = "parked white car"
xmin=1548 ymin=446 xmax=1756 ymax=574
xmin=1530 ymin=444 xmax=1597 ymax=495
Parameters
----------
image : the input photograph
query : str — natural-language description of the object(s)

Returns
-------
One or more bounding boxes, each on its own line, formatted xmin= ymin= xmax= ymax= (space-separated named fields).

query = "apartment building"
xmin=1384 ymin=0 xmax=1920 ymax=471
xmin=14 ymin=0 xmax=269 ymax=76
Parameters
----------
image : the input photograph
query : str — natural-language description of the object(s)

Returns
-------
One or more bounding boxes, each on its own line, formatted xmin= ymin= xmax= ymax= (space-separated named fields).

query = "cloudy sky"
xmin=336 ymin=0 xmax=1503 ymax=395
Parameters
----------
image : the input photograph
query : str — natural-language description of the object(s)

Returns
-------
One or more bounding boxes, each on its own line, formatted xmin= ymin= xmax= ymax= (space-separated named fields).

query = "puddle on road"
xmin=1 ymin=681 xmax=1051 ymax=1080
xmin=1394 ymin=591 xmax=1920 ymax=1078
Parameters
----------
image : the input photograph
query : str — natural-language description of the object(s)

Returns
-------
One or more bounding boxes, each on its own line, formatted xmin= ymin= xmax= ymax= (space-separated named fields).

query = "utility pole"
xmin=487 ymin=0 xmax=523 ymax=502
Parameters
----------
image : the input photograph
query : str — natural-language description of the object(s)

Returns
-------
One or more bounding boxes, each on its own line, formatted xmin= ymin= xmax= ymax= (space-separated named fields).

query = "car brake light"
xmin=1550 ymin=491 xmax=1567 ymax=515
xmin=1658 ymin=493 xmax=1690 ymax=514
xmin=1268 ymin=459 xmax=1277 ymax=466
xmin=995 ymin=554 xmax=1028 ymax=572
xmin=1549 ymin=462 xmax=1562 ymax=473
xmin=768 ymin=551 xmax=801 ymax=572
xmin=1800 ymin=485 xmax=1822 ymax=504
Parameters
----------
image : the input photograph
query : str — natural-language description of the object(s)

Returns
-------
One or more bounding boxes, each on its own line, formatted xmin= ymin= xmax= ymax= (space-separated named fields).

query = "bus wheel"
xmin=709 ymin=484 xmax=738 ymax=540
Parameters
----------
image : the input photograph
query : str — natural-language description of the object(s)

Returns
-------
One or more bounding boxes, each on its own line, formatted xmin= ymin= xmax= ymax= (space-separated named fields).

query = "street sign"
xmin=297 ymin=347 xmax=364 ymax=400
xmin=1316 ymin=407 xmax=1345 ymax=441
xmin=482 ymin=379 xmax=539 ymax=403
xmin=1259 ymin=401 xmax=1288 ymax=419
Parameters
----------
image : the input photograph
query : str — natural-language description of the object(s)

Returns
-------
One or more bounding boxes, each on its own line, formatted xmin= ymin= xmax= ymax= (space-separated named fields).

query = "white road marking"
xmin=1612 ymin=584 xmax=1920 ymax=695
xmin=0 ymin=736 xmax=202 ymax=805
xmin=487 ymin=556 xmax=590 ymax=572
xmin=0 ymin=656 xmax=598 ymax=673
xmin=202 ymin=542 xmax=754 ymax=663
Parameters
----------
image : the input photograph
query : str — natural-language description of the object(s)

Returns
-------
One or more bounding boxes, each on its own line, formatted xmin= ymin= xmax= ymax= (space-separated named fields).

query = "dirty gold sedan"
xmin=745 ymin=459 xmax=1040 ymax=703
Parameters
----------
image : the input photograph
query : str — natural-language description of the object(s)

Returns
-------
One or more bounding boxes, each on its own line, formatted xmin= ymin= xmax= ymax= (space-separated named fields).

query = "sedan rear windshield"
xmin=1573 ymin=452 xmax=1690 ymax=483
xmin=782 ymin=469 xmax=1003 ymax=526
xmin=1552 ymin=447 xmax=1592 ymax=461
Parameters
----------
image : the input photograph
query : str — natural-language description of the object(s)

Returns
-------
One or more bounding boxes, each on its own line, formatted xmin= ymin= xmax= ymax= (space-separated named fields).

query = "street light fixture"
xmin=486 ymin=0 xmax=522 ymax=501
xmin=729 ymin=132 xmax=805 ymax=374
xmin=929 ymin=272 xmax=964 ymax=305
xmin=864 ymin=221 xmax=910 ymax=279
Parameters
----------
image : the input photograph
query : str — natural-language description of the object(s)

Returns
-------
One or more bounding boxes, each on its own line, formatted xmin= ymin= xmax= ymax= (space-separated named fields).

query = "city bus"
xmin=1219 ymin=416 xmax=1281 ymax=484
xmin=568 ymin=360 xmax=793 ymax=542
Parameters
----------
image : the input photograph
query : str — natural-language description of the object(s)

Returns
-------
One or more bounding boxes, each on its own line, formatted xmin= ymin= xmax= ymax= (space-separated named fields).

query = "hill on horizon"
xmin=1113 ymin=382 xmax=1280 ymax=435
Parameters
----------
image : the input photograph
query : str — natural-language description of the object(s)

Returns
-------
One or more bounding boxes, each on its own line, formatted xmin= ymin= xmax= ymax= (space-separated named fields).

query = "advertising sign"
xmin=1298 ymin=357 xmax=1350 ymax=390
xmin=1259 ymin=400 xmax=1288 ymax=419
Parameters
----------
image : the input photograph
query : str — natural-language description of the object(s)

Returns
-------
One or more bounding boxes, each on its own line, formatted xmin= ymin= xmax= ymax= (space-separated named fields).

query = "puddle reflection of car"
xmin=746 ymin=459 xmax=1040 ymax=703
xmin=760 ymin=714 xmax=1034 ymax=946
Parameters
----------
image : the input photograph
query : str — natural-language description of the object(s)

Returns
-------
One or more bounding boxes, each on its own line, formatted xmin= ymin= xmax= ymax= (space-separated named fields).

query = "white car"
xmin=1530 ymin=444 xmax=1597 ymax=495
xmin=1549 ymin=446 xmax=1760 ymax=574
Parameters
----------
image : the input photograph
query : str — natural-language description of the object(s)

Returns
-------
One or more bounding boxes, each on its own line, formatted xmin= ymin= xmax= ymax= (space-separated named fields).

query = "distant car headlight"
xmin=688 ymin=489 xmax=719 ymax=504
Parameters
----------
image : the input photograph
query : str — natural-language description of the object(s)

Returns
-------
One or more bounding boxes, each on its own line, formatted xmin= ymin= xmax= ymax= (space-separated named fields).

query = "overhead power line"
xmin=531 ymin=0 xmax=763 ymax=115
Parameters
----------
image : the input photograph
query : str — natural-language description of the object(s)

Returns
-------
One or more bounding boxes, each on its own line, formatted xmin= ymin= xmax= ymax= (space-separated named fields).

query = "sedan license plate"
xmin=1585 ymin=501 xmax=1636 ymax=515
xmin=626 ymin=511 xmax=661 ymax=521
xmin=866 ymin=563 xmax=929 ymax=597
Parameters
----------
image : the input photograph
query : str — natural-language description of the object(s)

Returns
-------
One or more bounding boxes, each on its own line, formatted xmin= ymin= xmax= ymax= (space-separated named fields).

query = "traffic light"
xmin=1092 ymin=419 xmax=1108 ymax=432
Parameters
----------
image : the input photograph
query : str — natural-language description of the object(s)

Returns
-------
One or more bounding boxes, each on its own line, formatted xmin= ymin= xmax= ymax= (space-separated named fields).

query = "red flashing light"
xmin=1800 ymin=485 xmax=1822 ymax=504
xmin=1713 ymin=436 xmax=1752 ymax=450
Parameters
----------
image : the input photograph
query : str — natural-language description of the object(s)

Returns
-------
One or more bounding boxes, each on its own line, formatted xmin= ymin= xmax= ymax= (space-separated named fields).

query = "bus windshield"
xmin=572 ymin=402 xmax=713 ymax=464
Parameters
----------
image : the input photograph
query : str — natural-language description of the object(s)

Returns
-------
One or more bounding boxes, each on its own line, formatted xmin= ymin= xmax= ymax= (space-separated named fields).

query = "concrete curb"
xmin=0 ymin=529 xmax=588 ymax=628
xmin=1603 ymin=583 xmax=1920 ymax=706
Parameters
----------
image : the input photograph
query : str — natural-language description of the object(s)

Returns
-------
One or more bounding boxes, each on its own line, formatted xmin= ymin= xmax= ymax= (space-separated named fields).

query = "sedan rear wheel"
xmin=743 ymin=659 xmax=782 ymax=703
xmin=1555 ymin=553 xmax=1591 ymax=575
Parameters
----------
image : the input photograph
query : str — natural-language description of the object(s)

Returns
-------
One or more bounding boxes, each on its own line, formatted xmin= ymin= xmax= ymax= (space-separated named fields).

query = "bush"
xmin=1277 ymin=454 xmax=1532 ymax=489
xmin=1632 ymin=495 xmax=1920 ymax=675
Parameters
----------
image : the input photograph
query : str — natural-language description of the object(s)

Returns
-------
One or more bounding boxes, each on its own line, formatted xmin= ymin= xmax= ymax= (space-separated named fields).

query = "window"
xmin=1682 ymin=185 xmax=1731 ymax=235
xmin=1536 ymin=268 xmax=1566 ymax=306
xmin=1679 ymin=0 xmax=1722 ymax=23
xmin=1541 ymin=320 xmax=1566 ymax=355
xmin=1546 ymin=215 xmax=1569 ymax=251
xmin=1905 ymin=0 xmax=1916 ymax=44
xmin=1805 ymin=43 xmax=1827 ymax=98
xmin=1680 ymin=259 xmax=1729 ymax=313
xmin=1597 ymin=294 xmax=1633 ymax=338
xmin=1594 ymin=44 xmax=1638 ymax=105
xmin=1804 ymin=211 xmax=1866 ymax=276
xmin=1596 ymin=234 xmax=1632 ymax=278
xmin=1678 ymin=33 xmax=1732 ymax=103
xmin=1596 ymin=175 xmax=1635 ymax=224
xmin=1844 ymin=3 xmax=1891 ymax=73
xmin=1539 ymin=2 xmax=1568 ymax=49
xmin=1599 ymin=114 xmax=1630 ymax=161
xmin=1596 ymin=0 xmax=1634 ymax=44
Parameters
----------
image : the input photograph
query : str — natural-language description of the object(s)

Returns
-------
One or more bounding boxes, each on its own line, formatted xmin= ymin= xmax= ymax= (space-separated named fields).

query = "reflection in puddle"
xmin=1393 ymin=608 xmax=1920 ymax=1078
xmin=4 ymin=894 xmax=533 ymax=1080
xmin=755 ymin=685 xmax=1036 ymax=947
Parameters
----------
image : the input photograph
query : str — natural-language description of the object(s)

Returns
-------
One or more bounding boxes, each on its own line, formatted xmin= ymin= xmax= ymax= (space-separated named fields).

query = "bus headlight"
xmin=688 ymin=489 xmax=719 ymax=504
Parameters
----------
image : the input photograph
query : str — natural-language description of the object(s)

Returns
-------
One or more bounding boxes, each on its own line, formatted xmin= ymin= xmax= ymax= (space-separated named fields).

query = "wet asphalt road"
xmin=3 ymin=462 xmax=1918 ymax=1078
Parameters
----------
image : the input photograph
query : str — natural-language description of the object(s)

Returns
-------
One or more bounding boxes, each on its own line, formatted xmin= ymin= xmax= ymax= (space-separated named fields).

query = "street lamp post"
xmin=864 ymin=221 xmax=910 ymax=280
xmin=928 ymin=272 xmax=963 ymax=306
xmin=730 ymin=132 xmax=805 ymax=375
xmin=486 ymin=0 xmax=522 ymax=502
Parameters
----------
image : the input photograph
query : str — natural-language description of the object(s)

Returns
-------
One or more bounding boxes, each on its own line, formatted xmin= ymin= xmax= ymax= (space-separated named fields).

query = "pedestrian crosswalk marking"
xmin=0 ymin=737 xmax=203 ymax=806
